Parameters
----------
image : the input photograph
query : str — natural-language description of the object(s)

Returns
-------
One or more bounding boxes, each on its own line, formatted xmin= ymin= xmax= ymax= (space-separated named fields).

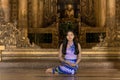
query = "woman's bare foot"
xmin=46 ymin=68 xmax=58 ymax=74
xmin=46 ymin=68 xmax=53 ymax=73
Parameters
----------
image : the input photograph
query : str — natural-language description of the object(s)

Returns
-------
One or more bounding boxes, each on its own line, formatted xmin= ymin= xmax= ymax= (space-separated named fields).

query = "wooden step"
xmin=0 ymin=59 xmax=120 ymax=69
xmin=1 ymin=48 xmax=120 ymax=69
xmin=1 ymin=48 xmax=120 ymax=60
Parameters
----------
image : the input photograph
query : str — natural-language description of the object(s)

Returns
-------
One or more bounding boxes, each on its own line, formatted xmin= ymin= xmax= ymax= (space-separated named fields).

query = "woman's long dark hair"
xmin=62 ymin=30 xmax=79 ymax=55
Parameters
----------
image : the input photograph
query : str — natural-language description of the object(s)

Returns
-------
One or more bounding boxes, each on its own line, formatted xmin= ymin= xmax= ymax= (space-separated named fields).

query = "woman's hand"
xmin=65 ymin=61 xmax=71 ymax=65
xmin=70 ymin=63 xmax=76 ymax=67
xmin=65 ymin=61 xmax=76 ymax=67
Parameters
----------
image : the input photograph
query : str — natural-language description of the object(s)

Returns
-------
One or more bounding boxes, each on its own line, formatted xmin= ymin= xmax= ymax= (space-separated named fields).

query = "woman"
xmin=46 ymin=30 xmax=81 ymax=75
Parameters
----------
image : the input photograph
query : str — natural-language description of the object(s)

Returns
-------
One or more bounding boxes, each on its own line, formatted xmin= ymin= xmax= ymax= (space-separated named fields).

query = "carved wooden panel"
xmin=80 ymin=0 xmax=96 ymax=26
xmin=43 ymin=0 xmax=57 ymax=27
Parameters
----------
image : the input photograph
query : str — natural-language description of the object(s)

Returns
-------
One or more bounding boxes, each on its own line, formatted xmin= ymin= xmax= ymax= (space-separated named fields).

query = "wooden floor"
xmin=0 ymin=68 xmax=120 ymax=80
xmin=0 ymin=59 xmax=120 ymax=80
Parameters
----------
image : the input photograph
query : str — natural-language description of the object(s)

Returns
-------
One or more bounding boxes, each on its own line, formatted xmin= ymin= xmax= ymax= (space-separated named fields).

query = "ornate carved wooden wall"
xmin=10 ymin=0 xmax=97 ymax=28
xmin=27 ymin=0 xmax=58 ymax=48
xmin=9 ymin=0 xmax=107 ymax=48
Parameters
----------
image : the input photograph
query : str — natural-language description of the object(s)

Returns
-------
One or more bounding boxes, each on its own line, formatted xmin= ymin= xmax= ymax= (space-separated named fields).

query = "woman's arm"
xmin=58 ymin=44 xmax=65 ymax=62
xmin=75 ymin=43 xmax=82 ymax=65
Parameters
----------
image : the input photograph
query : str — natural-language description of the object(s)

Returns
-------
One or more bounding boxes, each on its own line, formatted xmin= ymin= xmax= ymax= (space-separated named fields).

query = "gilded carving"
xmin=65 ymin=4 xmax=74 ymax=18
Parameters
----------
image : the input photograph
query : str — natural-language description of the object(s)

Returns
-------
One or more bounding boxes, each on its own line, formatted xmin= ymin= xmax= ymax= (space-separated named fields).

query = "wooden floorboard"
xmin=0 ymin=59 xmax=120 ymax=80
xmin=0 ymin=68 xmax=120 ymax=80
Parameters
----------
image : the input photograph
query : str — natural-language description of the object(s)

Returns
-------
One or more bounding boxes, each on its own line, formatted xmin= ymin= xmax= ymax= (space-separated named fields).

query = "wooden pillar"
xmin=48 ymin=0 xmax=51 ymax=13
xmin=1 ymin=0 xmax=10 ymax=22
xmin=106 ymin=0 xmax=116 ymax=19
xmin=95 ymin=0 xmax=106 ymax=27
xmin=38 ymin=0 xmax=44 ymax=27
xmin=54 ymin=0 xmax=57 ymax=14
xmin=18 ymin=0 xmax=28 ymax=37
xmin=31 ymin=0 xmax=38 ymax=28
xmin=106 ymin=0 xmax=116 ymax=37
xmin=99 ymin=0 xmax=106 ymax=27
xmin=50 ymin=0 xmax=53 ymax=13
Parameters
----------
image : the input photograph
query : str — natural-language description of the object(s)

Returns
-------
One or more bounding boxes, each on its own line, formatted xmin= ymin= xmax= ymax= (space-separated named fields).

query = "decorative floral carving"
xmin=0 ymin=6 xmax=39 ymax=48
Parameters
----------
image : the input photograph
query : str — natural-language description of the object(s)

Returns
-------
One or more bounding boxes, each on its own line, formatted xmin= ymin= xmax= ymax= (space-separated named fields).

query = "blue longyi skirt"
xmin=52 ymin=59 xmax=78 ymax=75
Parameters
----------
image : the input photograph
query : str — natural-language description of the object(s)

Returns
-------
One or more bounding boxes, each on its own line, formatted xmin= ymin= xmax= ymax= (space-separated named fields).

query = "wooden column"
xmin=106 ymin=0 xmax=116 ymax=37
xmin=48 ymin=0 xmax=51 ymax=13
xmin=38 ymin=0 xmax=44 ymax=27
xmin=106 ymin=0 xmax=116 ymax=19
xmin=1 ymin=0 xmax=10 ymax=22
xmin=54 ymin=0 xmax=57 ymax=14
xmin=18 ymin=0 xmax=28 ymax=37
xmin=95 ymin=0 xmax=106 ymax=27
xmin=31 ymin=0 xmax=38 ymax=28
xmin=99 ymin=0 xmax=106 ymax=27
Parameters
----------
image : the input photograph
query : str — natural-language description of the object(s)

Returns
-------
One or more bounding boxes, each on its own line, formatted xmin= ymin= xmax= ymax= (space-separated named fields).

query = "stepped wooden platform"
xmin=0 ymin=48 xmax=120 ymax=80
xmin=0 ymin=48 xmax=120 ymax=69
xmin=1 ymin=48 xmax=120 ymax=60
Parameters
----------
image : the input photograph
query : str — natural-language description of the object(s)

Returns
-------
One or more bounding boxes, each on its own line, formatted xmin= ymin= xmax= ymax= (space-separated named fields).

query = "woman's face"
xmin=66 ymin=31 xmax=75 ymax=41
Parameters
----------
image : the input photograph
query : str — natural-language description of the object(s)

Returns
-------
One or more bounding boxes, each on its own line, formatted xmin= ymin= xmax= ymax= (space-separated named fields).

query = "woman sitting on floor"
xmin=46 ymin=30 xmax=81 ymax=75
